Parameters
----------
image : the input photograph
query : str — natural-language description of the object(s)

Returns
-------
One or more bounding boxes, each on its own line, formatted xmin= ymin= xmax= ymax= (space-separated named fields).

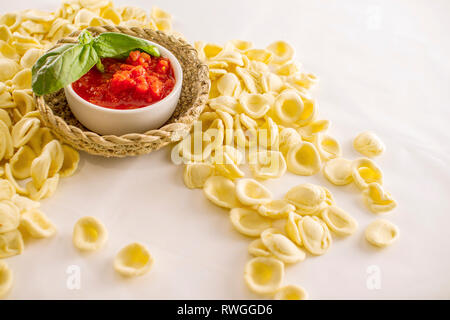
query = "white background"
xmin=2 ymin=0 xmax=450 ymax=299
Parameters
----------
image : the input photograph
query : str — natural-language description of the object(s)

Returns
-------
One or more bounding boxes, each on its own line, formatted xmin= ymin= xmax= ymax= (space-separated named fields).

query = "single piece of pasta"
xmin=183 ymin=162 xmax=215 ymax=189
xmin=313 ymin=134 xmax=342 ymax=161
xmin=250 ymin=151 xmax=286 ymax=180
xmin=266 ymin=41 xmax=294 ymax=65
xmin=272 ymin=90 xmax=304 ymax=125
xmin=0 ymin=229 xmax=24 ymax=258
xmin=248 ymin=239 xmax=272 ymax=257
xmin=73 ymin=216 xmax=108 ymax=252
xmin=351 ymin=158 xmax=383 ymax=190
xmin=284 ymin=183 xmax=327 ymax=216
xmin=297 ymin=216 xmax=332 ymax=255
xmin=203 ymin=176 xmax=241 ymax=209
xmin=243 ymin=48 xmax=273 ymax=64
xmin=0 ymin=261 xmax=13 ymax=299
xmin=278 ymin=127 xmax=302 ymax=156
xmin=274 ymin=285 xmax=308 ymax=300
xmin=0 ymin=121 xmax=14 ymax=161
xmin=217 ymin=73 xmax=240 ymax=97
xmin=229 ymin=207 xmax=272 ymax=237
xmin=60 ymin=145 xmax=80 ymax=177
xmin=320 ymin=206 xmax=358 ymax=236
xmin=365 ymin=219 xmax=399 ymax=248
xmin=214 ymin=152 xmax=245 ymax=180
xmin=363 ymin=182 xmax=397 ymax=213
xmin=258 ymin=200 xmax=295 ymax=219
xmin=286 ymin=142 xmax=322 ymax=176
xmin=297 ymin=119 xmax=330 ymax=142
xmin=235 ymin=178 xmax=273 ymax=206
xmin=239 ymin=93 xmax=271 ymax=119
xmin=285 ymin=212 xmax=303 ymax=246
xmin=295 ymin=95 xmax=317 ymax=127
xmin=114 ymin=242 xmax=153 ymax=277
xmin=20 ymin=209 xmax=56 ymax=238
xmin=244 ymin=257 xmax=284 ymax=295
xmin=353 ymin=131 xmax=385 ymax=157
xmin=0 ymin=179 xmax=15 ymax=200
xmin=10 ymin=145 xmax=36 ymax=179
xmin=260 ymin=229 xmax=305 ymax=264
xmin=11 ymin=116 xmax=40 ymax=148
xmin=323 ymin=157 xmax=353 ymax=186
xmin=0 ymin=200 xmax=20 ymax=233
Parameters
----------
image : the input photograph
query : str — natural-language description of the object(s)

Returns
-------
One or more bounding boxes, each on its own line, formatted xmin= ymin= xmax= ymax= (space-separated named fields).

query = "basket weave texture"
xmin=36 ymin=26 xmax=210 ymax=158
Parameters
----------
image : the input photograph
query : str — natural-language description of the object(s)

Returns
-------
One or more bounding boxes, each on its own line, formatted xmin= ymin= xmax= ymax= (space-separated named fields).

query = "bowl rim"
xmin=64 ymin=38 xmax=183 ymax=115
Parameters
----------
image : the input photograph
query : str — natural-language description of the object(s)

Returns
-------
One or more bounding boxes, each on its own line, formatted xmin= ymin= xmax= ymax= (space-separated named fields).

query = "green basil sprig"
xmin=32 ymin=31 xmax=160 ymax=96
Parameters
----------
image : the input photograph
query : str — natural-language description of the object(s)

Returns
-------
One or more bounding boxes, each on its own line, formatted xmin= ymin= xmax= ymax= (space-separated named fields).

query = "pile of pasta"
xmin=176 ymin=40 xmax=400 ymax=299
xmin=0 ymin=0 xmax=174 ymax=298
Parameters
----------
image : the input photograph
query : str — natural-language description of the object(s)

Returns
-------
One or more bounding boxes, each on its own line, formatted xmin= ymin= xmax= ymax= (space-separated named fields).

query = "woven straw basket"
xmin=36 ymin=26 xmax=210 ymax=158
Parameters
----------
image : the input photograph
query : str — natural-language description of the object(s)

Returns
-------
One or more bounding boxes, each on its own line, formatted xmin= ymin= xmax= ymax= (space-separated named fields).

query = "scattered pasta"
xmin=230 ymin=207 xmax=272 ymax=237
xmin=274 ymin=284 xmax=308 ymax=300
xmin=73 ymin=216 xmax=108 ymax=252
xmin=365 ymin=219 xmax=399 ymax=248
xmin=351 ymin=158 xmax=383 ymax=190
xmin=114 ymin=242 xmax=153 ymax=277
xmin=244 ymin=257 xmax=284 ymax=294
xmin=353 ymin=131 xmax=385 ymax=157
xmin=260 ymin=229 xmax=305 ymax=264
xmin=235 ymin=178 xmax=273 ymax=206
xmin=20 ymin=209 xmax=56 ymax=238
xmin=363 ymin=182 xmax=397 ymax=213
xmin=0 ymin=261 xmax=13 ymax=298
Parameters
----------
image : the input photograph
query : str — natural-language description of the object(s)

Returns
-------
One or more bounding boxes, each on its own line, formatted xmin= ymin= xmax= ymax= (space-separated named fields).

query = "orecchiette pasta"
xmin=365 ymin=219 xmax=399 ymax=248
xmin=183 ymin=162 xmax=215 ymax=189
xmin=297 ymin=216 xmax=332 ymax=255
xmin=260 ymin=229 xmax=305 ymax=264
xmin=353 ymin=131 xmax=385 ymax=157
xmin=0 ymin=200 xmax=20 ymax=233
xmin=235 ymin=178 xmax=272 ymax=206
xmin=203 ymin=176 xmax=241 ymax=209
xmin=248 ymin=239 xmax=272 ymax=257
xmin=363 ymin=182 xmax=397 ymax=213
xmin=296 ymin=120 xmax=330 ymax=141
xmin=320 ymin=206 xmax=358 ymax=236
xmin=244 ymin=257 xmax=284 ymax=294
xmin=114 ymin=242 xmax=153 ymax=277
xmin=286 ymin=142 xmax=322 ymax=176
xmin=229 ymin=207 xmax=272 ymax=237
xmin=10 ymin=145 xmax=35 ymax=179
xmin=11 ymin=116 xmax=40 ymax=148
xmin=323 ymin=157 xmax=353 ymax=186
xmin=313 ymin=134 xmax=341 ymax=161
xmin=0 ymin=179 xmax=15 ymax=200
xmin=257 ymin=200 xmax=295 ymax=219
xmin=239 ymin=93 xmax=271 ymax=119
xmin=20 ymin=209 xmax=56 ymax=238
xmin=352 ymin=158 xmax=383 ymax=190
xmin=266 ymin=41 xmax=294 ymax=65
xmin=73 ymin=216 xmax=108 ymax=251
xmin=250 ymin=151 xmax=286 ymax=180
xmin=285 ymin=183 xmax=327 ymax=216
xmin=59 ymin=144 xmax=79 ymax=177
xmin=274 ymin=285 xmax=308 ymax=300
xmin=272 ymin=90 xmax=303 ymax=125
xmin=0 ymin=229 xmax=24 ymax=258
xmin=0 ymin=261 xmax=13 ymax=298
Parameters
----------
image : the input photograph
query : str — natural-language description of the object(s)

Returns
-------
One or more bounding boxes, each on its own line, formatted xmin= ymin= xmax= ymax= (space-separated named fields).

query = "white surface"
xmin=3 ymin=0 xmax=450 ymax=299
xmin=65 ymin=39 xmax=183 ymax=135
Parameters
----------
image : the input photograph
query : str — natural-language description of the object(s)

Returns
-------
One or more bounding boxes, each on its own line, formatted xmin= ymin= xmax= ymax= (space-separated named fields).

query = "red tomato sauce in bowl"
xmin=72 ymin=50 xmax=176 ymax=110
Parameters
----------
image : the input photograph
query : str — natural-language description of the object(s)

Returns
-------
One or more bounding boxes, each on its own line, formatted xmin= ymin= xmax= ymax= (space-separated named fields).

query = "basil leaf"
xmin=93 ymin=32 xmax=160 ymax=59
xmin=78 ymin=30 xmax=94 ymax=45
xmin=32 ymin=43 xmax=99 ymax=96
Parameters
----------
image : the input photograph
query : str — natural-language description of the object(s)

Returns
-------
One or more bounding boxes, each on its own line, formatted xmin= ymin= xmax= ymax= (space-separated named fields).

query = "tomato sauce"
xmin=72 ymin=50 xmax=176 ymax=110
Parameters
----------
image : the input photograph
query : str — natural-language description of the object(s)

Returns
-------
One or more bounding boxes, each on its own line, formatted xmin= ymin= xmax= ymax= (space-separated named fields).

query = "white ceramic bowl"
xmin=64 ymin=40 xmax=183 ymax=136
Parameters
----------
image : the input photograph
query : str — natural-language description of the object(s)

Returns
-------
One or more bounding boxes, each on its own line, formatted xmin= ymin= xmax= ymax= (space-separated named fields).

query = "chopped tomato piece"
xmin=72 ymin=50 xmax=175 ymax=110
